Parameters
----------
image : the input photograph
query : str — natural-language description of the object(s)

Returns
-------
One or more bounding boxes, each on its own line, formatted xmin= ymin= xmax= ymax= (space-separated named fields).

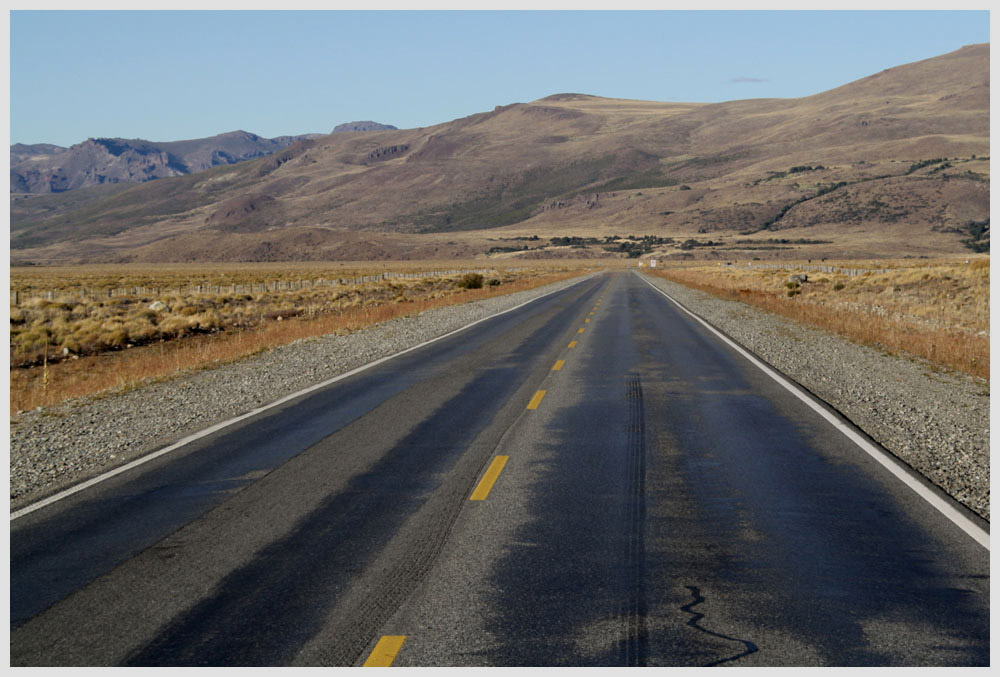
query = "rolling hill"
xmin=10 ymin=44 xmax=988 ymax=263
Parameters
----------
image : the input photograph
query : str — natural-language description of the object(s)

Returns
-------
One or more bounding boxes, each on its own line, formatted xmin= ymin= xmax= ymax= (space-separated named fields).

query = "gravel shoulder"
xmin=642 ymin=273 xmax=989 ymax=521
xmin=11 ymin=271 xmax=989 ymax=522
xmin=10 ymin=275 xmax=593 ymax=510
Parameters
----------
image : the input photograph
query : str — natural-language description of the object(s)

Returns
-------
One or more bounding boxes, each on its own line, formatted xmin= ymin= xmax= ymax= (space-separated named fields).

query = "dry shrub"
xmin=455 ymin=273 xmax=485 ymax=289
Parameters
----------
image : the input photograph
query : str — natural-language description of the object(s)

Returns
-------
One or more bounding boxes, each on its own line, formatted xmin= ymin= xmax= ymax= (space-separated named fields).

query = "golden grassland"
xmin=9 ymin=259 xmax=596 ymax=293
xmin=10 ymin=264 xmax=590 ymax=414
xmin=650 ymin=257 xmax=989 ymax=380
xmin=9 ymin=260 xmax=596 ymax=365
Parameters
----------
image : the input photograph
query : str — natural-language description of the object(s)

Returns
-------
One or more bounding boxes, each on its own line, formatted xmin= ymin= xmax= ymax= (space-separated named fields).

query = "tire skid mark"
xmin=618 ymin=373 xmax=648 ymax=666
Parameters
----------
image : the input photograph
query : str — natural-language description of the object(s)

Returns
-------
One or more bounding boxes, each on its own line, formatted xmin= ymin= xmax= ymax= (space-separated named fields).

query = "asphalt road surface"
xmin=10 ymin=271 xmax=989 ymax=666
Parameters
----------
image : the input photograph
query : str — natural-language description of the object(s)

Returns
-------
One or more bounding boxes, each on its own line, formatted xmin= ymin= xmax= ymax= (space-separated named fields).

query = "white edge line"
xmin=11 ymin=273 xmax=596 ymax=522
xmin=637 ymin=273 xmax=989 ymax=551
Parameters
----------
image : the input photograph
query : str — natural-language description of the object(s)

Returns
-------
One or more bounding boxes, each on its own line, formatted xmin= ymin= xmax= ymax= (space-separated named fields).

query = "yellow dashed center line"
xmin=470 ymin=455 xmax=510 ymax=501
xmin=527 ymin=390 xmax=547 ymax=409
xmin=364 ymin=636 xmax=407 ymax=666
xmin=585 ymin=318 xmax=590 ymax=323
xmin=552 ymin=359 xmax=566 ymax=371
xmin=568 ymin=340 xmax=578 ymax=348
xmin=578 ymin=328 xmax=586 ymax=334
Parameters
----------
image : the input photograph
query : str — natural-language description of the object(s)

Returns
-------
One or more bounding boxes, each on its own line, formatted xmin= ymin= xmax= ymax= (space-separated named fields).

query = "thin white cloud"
xmin=729 ymin=76 xmax=770 ymax=84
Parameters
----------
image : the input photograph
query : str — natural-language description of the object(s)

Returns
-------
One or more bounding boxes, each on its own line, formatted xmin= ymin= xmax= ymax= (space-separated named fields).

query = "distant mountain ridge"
xmin=332 ymin=121 xmax=398 ymax=133
xmin=9 ymin=45 xmax=988 ymax=263
xmin=10 ymin=143 xmax=66 ymax=163
xmin=10 ymin=130 xmax=326 ymax=194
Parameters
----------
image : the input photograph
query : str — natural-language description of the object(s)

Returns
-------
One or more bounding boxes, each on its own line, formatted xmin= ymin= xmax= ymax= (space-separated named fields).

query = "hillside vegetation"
xmin=9 ymin=44 xmax=989 ymax=263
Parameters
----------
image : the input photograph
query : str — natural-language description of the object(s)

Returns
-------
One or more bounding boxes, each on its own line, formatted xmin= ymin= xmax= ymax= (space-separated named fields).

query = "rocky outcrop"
xmin=367 ymin=144 xmax=410 ymax=162
xmin=546 ymin=193 xmax=602 ymax=211
xmin=204 ymin=194 xmax=284 ymax=233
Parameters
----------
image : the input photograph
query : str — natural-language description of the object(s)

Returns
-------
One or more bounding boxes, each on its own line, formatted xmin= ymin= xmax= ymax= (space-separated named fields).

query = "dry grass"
xmin=10 ymin=262 xmax=580 ymax=366
xmin=650 ymin=257 xmax=989 ymax=380
xmin=10 ymin=268 xmax=585 ymax=414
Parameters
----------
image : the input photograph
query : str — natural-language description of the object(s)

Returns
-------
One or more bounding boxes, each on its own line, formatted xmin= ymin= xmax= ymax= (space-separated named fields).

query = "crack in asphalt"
xmin=681 ymin=585 xmax=758 ymax=666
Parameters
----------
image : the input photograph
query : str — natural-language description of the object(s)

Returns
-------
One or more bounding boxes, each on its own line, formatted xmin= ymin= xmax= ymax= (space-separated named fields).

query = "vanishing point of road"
xmin=10 ymin=271 xmax=989 ymax=666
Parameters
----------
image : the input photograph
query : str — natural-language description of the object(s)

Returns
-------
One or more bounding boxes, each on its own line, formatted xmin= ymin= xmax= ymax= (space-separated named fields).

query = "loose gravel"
xmin=643 ymin=274 xmax=989 ymax=520
xmin=11 ymin=271 xmax=989 ymax=522
xmin=10 ymin=275 xmax=592 ymax=509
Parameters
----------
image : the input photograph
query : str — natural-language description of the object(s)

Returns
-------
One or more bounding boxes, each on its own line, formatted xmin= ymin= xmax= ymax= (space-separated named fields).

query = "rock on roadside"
xmin=642 ymin=273 xmax=989 ymax=520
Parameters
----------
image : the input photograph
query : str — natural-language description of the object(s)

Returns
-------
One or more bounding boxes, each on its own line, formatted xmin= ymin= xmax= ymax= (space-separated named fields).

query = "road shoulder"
xmin=640 ymin=272 xmax=989 ymax=521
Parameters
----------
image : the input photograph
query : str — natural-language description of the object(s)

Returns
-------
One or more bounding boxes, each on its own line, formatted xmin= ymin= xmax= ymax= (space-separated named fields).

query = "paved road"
xmin=10 ymin=272 xmax=989 ymax=666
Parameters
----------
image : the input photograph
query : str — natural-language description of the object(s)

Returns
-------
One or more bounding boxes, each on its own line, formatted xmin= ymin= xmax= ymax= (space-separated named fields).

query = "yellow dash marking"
xmin=364 ymin=635 xmax=407 ymax=666
xmin=568 ymin=341 xmax=578 ymax=348
xmin=470 ymin=455 xmax=510 ymax=501
xmin=527 ymin=390 xmax=547 ymax=410
xmin=578 ymin=328 xmax=586 ymax=334
xmin=552 ymin=360 xmax=566 ymax=371
xmin=585 ymin=318 xmax=591 ymax=323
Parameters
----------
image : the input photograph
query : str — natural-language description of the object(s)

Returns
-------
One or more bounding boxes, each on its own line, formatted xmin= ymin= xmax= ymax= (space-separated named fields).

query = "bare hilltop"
xmin=10 ymin=44 xmax=988 ymax=263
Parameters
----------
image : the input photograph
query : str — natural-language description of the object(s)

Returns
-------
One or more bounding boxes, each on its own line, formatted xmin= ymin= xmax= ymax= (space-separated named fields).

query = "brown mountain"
xmin=11 ymin=44 xmax=988 ymax=263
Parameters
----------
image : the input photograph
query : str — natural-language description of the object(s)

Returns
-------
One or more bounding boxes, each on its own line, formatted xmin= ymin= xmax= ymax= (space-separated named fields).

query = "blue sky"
xmin=9 ymin=10 xmax=991 ymax=147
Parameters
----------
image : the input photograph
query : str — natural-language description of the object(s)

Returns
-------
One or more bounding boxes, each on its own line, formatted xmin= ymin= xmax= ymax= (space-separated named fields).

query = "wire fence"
xmin=10 ymin=268 xmax=506 ymax=306
xmin=743 ymin=262 xmax=893 ymax=277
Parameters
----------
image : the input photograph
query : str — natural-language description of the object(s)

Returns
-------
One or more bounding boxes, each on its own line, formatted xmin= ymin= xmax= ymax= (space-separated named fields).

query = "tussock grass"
xmin=10 ymin=265 xmax=534 ymax=366
xmin=10 ymin=269 xmax=584 ymax=413
xmin=650 ymin=257 xmax=989 ymax=380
